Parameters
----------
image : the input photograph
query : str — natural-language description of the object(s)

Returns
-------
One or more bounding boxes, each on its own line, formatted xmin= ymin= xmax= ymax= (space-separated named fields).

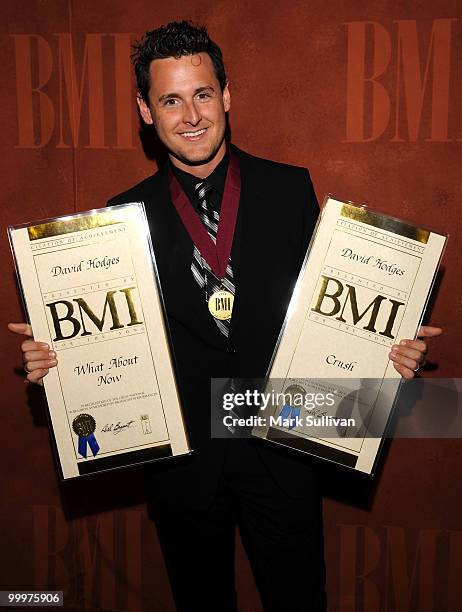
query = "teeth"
xmin=181 ymin=129 xmax=206 ymax=137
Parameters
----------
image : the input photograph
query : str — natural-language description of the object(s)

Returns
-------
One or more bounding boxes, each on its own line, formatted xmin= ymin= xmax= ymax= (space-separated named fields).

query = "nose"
xmin=182 ymin=99 xmax=201 ymax=126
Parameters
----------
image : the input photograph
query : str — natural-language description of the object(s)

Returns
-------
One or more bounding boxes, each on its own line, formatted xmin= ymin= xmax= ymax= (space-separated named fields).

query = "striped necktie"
xmin=191 ymin=180 xmax=235 ymax=337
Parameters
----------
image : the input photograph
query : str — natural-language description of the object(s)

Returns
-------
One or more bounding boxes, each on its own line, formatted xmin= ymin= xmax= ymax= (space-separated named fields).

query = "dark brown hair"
xmin=133 ymin=21 xmax=227 ymax=102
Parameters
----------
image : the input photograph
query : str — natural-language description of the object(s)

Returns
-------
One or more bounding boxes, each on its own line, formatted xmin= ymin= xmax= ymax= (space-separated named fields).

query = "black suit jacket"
xmin=108 ymin=145 xmax=321 ymax=508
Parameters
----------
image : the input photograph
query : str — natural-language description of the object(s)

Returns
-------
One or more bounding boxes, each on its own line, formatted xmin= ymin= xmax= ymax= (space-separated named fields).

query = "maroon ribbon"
xmin=168 ymin=148 xmax=241 ymax=280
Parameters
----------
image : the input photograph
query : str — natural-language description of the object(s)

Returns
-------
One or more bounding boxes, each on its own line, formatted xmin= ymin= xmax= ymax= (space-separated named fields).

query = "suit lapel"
xmin=227 ymin=148 xmax=267 ymax=341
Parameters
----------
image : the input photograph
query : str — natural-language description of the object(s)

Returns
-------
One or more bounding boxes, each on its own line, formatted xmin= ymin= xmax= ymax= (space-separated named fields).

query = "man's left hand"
xmin=389 ymin=325 xmax=442 ymax=379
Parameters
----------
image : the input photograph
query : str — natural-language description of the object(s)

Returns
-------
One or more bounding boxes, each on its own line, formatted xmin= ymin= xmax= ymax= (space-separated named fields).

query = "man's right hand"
xmin=8 ymin=323 xmax=57 ymax=386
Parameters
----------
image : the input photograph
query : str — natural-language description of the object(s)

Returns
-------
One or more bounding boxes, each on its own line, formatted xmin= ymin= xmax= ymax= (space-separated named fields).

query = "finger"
xmin=389 ymin=350 xmax=419 ymax=372
xmin=8 ymin=322 xmax=33 ymax=337
xmin=24 ymin=350 xmax=56 ymax=363
xmin=398 ymin=339 xmax=426 ymax=353
xmin=26 ymin=368 xmax=48 ymax=386
xmin=25 ymin=358 xmax=57 ymax=372
xmin=390 ymin=344 xmax=423 ymax=363
xmin=417 ymin=326 xmax=443 ymax=338
xmin=393 ymin=362 xmax=415 ymax=380
xmin=21 ymin=340 xmax=49 ymax=353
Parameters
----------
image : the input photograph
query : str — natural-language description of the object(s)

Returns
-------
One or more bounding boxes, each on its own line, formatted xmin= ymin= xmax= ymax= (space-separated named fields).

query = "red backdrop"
xmin=1 ymin=1 xmax=461 ymax=610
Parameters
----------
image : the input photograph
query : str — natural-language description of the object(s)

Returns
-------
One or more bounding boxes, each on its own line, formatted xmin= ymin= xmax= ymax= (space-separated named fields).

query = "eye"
xmin=196 ymin=92 xmax=212 ymax=101
xmin=163 ymin=98 xmax=179 ymax=107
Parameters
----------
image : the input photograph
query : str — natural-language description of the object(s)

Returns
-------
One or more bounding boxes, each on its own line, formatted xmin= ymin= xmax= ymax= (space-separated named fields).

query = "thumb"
xmin=7 ymin=322 xmax=33 ymax=337
xmin=417 ymin=325 xmax=443 ymax=338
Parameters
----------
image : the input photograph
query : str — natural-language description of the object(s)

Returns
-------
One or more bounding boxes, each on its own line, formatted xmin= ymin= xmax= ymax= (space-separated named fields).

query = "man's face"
xmin=137 ymin=53 xmax=230 ymax=171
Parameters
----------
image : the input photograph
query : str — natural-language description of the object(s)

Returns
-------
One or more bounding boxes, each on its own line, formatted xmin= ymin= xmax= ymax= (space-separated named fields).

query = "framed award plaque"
xmin=9 ymin=203 xmax=191 ymax=480
xmin=252 ymin=196 xmax=447 ymax=475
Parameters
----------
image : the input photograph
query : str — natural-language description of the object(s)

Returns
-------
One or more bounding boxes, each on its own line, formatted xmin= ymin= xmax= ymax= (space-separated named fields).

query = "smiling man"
xmin=9 ymin=20 xmax=439 ymax=612
xmin=137 ymin=53 xmax=230 ymax=175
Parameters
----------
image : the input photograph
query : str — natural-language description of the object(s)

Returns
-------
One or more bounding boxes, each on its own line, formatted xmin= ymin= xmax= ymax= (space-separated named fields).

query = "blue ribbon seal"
xmin=72 ymin=413 xmax=100 ymax=458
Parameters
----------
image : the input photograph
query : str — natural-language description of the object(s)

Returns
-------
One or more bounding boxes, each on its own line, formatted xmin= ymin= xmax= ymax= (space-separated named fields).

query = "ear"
xmin=137 ymin=94 xmax=154 ymax=125
xmin=222 ymin=82 xmax=231 ymax=112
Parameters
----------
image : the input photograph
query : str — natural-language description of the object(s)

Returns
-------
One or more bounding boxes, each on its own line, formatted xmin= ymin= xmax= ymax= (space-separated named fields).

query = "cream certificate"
xmin=252 ymin=197 xmax=446 ymax=474
xmin=9 ymin=204 xmax=190 ymax=479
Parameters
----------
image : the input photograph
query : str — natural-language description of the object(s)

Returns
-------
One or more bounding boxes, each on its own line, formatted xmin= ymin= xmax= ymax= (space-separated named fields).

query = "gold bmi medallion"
xmin=208 ymin=289 xmax=234 ymax=320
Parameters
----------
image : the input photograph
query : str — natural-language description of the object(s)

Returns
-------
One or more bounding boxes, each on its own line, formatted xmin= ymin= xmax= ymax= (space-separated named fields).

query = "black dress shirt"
xmin=170 ymin=150 xmax=229 ymax=213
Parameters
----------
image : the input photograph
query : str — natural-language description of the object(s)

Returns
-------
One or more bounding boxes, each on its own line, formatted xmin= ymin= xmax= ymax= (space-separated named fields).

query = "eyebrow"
xmin=157 ymin=86 xmax=216 ymax=103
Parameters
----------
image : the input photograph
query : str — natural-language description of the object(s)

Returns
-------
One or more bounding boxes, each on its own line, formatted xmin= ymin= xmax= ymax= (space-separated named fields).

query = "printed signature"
xmin=101 ymin=420 xmax=136 ymax=435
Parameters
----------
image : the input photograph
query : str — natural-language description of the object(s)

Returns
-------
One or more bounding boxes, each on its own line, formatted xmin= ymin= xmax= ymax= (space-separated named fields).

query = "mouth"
xmin=179 ymin=128 xmax=208 ymax=141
